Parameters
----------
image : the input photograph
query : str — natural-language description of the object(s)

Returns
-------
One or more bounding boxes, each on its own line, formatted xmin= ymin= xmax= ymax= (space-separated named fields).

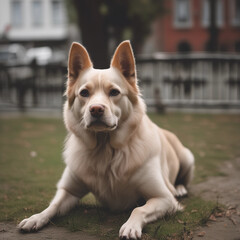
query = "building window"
xmin=202 ymin=0 xmax=210 ymax=27
xmin=174 ymin=0 xmax=192 ymax=28
xmin=11 ymin=0 xmax=23 ymax=28
xmin=231 ymin=0 xmax=240 ymax=26
xmin=202 ymin=0 xmax=224 ymax=28
xmin=51 ymin=0 xmax=65 ymax=26
xmin=216 ymin=0 xmax=224 ymax=26
xmin=32 ymin=0 xmax=43 ymax=27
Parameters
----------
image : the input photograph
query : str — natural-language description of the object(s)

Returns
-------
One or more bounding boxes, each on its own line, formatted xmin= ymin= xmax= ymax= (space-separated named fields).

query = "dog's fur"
xmin=18 ymin=41 xmax=194 ymax=239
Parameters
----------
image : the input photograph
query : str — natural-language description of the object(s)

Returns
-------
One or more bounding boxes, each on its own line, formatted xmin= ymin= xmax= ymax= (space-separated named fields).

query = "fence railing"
xmin=0 ymin=53 xmax=240 ymax=111
xmin=0 ymin=63 xmax=67 ymax=110
xmin=137 ymin=53 xmax=240 ymax=110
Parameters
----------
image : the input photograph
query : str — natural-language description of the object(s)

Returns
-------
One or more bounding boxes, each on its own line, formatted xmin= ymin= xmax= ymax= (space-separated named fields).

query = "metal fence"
xmin=0 ymin=53 xmax=240 ymax=111
xmin=137 ymin=53 xmax=240 ymax=110
xmin=0 ymin=63 xmax=67 ymax=111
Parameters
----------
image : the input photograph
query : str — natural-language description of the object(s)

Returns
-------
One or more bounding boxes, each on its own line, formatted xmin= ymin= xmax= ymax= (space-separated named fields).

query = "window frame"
xmin=173 ymin=0 xmax=193 ymax=29
xmin=51 ymin=0 xmax=65 ymax=26
xmin=201 ymin=0 xmax=224 ymax=28
xmin=230 ymin=0 xmax=240 ymax=26
xmin=31 ymin=0 xmax=44 ymax=27
xmin=11 ymin=0 xmax=24 ymax=28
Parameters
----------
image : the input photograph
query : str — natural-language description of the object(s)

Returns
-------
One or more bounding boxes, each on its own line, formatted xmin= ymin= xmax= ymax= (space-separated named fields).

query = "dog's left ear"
xmin=111 ymin=41 xmax=137 ymax=91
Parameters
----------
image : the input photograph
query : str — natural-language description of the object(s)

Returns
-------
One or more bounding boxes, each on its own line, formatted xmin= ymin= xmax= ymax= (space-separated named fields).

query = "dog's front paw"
xmin=18 ymin=213 xmax=49 ymax=232
xmin=119 ymin=221 xmax=142 ymax=239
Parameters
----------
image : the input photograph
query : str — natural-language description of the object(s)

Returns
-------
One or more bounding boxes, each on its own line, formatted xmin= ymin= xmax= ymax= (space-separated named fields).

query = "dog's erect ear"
xmin=68 ymin=42 xmax=92 ymax=82
xmin=67 ymin=42 xmax=92 ymax=106
xmin=111 ymin=41 xmax=137 ymax=90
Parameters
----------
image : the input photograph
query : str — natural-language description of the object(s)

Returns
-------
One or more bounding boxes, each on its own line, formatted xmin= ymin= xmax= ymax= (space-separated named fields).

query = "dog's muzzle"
xmin=86 ymin=104 xmax=117 ymax=131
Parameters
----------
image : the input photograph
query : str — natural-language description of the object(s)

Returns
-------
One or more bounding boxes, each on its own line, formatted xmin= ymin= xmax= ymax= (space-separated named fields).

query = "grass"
xmin=0 ymin=113 xmax=239 ymax=239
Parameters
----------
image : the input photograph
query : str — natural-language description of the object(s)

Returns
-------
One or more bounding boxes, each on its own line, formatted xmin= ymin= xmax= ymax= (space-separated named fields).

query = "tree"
xmin=207 ymin=0 xmax=219 ymax=52
xmin=70 ymin=0 xmax=164 ymax=68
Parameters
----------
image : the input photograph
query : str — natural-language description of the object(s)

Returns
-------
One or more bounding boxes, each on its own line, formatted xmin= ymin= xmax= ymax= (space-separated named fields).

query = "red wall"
xmin=155 ymin=0 xmax=240 ymax=52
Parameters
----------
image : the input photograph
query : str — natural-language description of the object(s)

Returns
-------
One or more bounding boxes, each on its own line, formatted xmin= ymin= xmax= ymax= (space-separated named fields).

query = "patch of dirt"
xmin=0 ymin=222 xmax=99 ymax=240
xmin=191 ymin=158 xmax=240 ymax=240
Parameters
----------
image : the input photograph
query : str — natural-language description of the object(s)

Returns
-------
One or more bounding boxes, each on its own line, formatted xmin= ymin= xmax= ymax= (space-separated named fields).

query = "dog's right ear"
xmin=111 ymin=41 xmax=139 ymax=93
xmin=67 ymin=42 xmax=92 ymax=106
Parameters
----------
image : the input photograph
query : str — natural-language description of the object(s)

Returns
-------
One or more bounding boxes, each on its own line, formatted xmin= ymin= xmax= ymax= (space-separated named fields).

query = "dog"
xmin=18 ymin=41 xmax=194 ymax=239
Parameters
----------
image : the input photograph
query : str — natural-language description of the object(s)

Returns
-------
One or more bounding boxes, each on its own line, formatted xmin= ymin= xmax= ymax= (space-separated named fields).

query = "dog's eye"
xmin=109 ymin=89 xmax=120 ymax=97
xmin=79 ymin=89 xmax=89 ymax=97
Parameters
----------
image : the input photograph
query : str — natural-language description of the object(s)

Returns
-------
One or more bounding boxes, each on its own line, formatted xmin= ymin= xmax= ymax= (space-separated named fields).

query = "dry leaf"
xmin=209 ymin=214 xmax=216 ymax=221
xmin=228 ymin=206 xmax=236 ymax=210
xmin=215 ymin=212 xmax=224 ymax=217
xmin=225 ymin=209 xmax=236 ymax=217
xmin=226 ymin=210 xmax=231 ymax=217
xmin=191 ymin=209 xmax=198 ymax=213
xmin=177 ymin=219 xmax=184 ymax=224
xmin=197 ymin=231 xmax=206 ymax=237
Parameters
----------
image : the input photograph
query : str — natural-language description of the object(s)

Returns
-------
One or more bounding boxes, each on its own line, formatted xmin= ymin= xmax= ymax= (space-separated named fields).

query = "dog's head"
xmin=64 ymin=41 xmax=145 ymax=146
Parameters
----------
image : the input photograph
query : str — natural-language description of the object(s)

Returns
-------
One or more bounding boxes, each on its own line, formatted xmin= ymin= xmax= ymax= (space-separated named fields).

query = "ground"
xmin=191 ymin=157 xmax=240 ymax=240
xmin=1 ymin=159 xmax=239 ymax=240
xmin=0 ymin=113 xmax=239 ymax=239
xmin=1 ymin=158 xmax=239 ymax=240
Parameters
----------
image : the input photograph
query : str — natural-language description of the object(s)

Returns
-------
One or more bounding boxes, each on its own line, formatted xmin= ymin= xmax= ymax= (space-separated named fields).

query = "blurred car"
xmin=26 ymin=47 xmax=66 ymax=65
xmin=0 ymin=44 xmax=30 ymax=65
xmin=0 ymin=44 xmax=33 ymax=82
xmin=26 ymin=47 xmax=52 ymax=65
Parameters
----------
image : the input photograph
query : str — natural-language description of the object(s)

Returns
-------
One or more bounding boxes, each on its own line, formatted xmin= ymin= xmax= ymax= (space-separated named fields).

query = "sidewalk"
xmin=192 ymin=158 xmax=240 ymax=240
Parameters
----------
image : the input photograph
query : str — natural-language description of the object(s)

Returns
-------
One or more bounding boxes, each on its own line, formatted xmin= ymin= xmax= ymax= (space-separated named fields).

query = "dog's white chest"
xmin=81 ymin=165 xmax=140 ymax=211
xmin=64 ymin=134 xmax=146 ymax=211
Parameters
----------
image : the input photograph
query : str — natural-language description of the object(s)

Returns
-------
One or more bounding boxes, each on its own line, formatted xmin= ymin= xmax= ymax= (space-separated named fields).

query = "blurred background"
xmin=0 ymin=0 xmax=239 ymax=114
xmin=1 ymin=2 xmax=240 ymax=238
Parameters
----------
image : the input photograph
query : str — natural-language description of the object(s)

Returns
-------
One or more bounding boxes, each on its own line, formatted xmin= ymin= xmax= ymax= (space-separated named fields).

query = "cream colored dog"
xmin=18 ymin=41 xmax=194 ymax=239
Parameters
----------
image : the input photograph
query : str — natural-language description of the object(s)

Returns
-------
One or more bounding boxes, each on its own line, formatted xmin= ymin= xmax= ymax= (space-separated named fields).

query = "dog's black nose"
xmin=89 ymin=104 xmax=105 ymax=118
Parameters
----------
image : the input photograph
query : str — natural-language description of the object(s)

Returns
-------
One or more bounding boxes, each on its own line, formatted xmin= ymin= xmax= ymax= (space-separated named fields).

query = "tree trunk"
xmin=208 ymin=0 xmax=219 ymax=52
xmin=73 ymin=0 xmax=109 ymax=69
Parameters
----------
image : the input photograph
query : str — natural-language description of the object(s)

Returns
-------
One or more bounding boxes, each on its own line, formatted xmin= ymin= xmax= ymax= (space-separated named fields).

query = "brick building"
xmin=152 ymin=0 xmax=240 ymax=53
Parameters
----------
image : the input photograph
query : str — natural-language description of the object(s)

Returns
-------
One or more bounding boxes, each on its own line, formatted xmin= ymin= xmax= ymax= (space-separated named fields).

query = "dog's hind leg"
xmin=162 ymin=130 xmax=195 ymax=197
xmin=175 ymin=148 xmax=195 ymax=197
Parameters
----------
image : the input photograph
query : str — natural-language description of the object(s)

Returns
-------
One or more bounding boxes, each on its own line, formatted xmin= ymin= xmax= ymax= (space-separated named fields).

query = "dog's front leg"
xmin=18 ymin=188 xmax=78 ymax=232
xmin=119 ymin=196 xmax=180 ymax=239
xmin=18 ymin=167 xmax=88 ymax=232
xmin=119 ymin=155 xmax=181 ymax=239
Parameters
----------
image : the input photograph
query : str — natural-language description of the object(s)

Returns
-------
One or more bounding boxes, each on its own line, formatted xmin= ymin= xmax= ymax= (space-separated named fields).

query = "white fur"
xmin=18 ymin=41 xmax=194 ymax=239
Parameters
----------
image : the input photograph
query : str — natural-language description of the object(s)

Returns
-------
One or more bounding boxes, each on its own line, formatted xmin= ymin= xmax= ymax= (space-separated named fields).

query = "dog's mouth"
xmin=86 ymin=120 xmax=117 ymax=132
